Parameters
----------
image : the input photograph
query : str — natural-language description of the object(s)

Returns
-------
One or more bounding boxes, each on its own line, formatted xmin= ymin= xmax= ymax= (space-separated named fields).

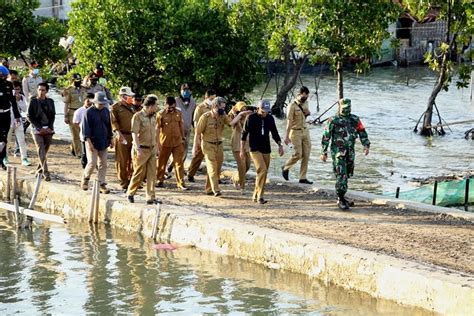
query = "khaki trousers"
xmin=114 ymin=135 xmax=133 ymax=188
xmin=84 ymin=145 xmax=108 ymax=185
xmin=232 ymin=151 xmax=251 ymax=189
xmin=187 ymin=144 xmax=204 ymax=177
xmin=32 ymin=133 xmax=53 ymax=176
xmin=202 ymin=142 xmax=223 ymax=194
xmin=67 ymin=109 xmax=81 ymax=157
xmin=127 ymin=147 xmax=156 ymax=200
xmin=283 ymin=129 xmax=311 ymax=179
xmin=157 ymin=144 xmax=185 ymax=186
xmin=250 ymin=152 xmax=270 ymax=200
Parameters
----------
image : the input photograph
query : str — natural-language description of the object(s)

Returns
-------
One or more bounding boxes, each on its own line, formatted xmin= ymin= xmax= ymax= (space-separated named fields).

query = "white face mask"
xmin=206 ymin=99 xmax=212 ymax=106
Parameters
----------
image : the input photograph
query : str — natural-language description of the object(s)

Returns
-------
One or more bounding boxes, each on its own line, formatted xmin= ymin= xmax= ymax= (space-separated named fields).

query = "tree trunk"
xmin=271 ymin=55 xmax=307 ymax=118
xmin=420 ymin=59 xmax=447 ymax=136
xmin=336 ymin=60 xmax=343 ymax=99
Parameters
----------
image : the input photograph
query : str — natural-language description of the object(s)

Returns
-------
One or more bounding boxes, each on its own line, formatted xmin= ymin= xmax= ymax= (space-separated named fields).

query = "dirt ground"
xmin=5 ymin=136 xmax=474 ymax=274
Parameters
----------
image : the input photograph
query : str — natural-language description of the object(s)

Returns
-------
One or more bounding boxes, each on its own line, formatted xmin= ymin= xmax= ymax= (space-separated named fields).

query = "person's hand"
xmin=116 ymin=132 xmax=125 ymax=144
xmin=64 ymin=117 xmax=70 ymax=124
xmin=15 ymin=119 xmax=21 ymax=127
xmin=109 ymin=140 xmax=114 ymax=149
xmin=240 ymin=110 xmax=252 ymax=117
xmin=136 ymin=148 xmax=143 ymax=160
xmin=364 ymin=147 xmax=370 ymax=156
xmin=278 ymin=145 xmax=284 ymax=157
xmin=284 ymin=136 xmax=290 ymax=146
xmin=320 ymin=153 xmax=327 ymax=162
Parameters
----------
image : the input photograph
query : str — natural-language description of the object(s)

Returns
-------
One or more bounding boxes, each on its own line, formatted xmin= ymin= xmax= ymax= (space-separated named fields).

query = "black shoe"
xmin=70 ymin=147 xmax=76 ymax=157
xmin=164 ymin=173 xmax=172 ymax=180
xmin=146 ymin=199 xmax=158 ymax=205
xmin=344 ymin=197 xmax=355 ymax=207
xmin=218 ymin=179 xmax=223 ymax=184
xmin=167 ymin=165 xmax=173 ymax=173
xmin=188 ymin=175 xmax=195 ymax=183
xmin=337 ymin=196 xmax=350 ymax=210
xmin=281 ymin=167 xmax=289 ymax=181
xmin=258 ymin=198 xmax=267 ymax=204
xmin=127 ymin=195 xmax=134 ymax=203
xmin=44 ymin=174 xmax=51 ymax=182
xmin=299 ymin=179 xmax=313 ymax=184
xmin=156 ymin=182 xmax=164 ymax=188
xmin=214 ymin=191 xmax=222 ymax=197
xmin=205 ymin=191 xmax=214 ymax=195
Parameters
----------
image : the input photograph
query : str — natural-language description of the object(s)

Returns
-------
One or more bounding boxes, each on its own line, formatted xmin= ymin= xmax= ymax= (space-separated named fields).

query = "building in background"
xmin=34 ymin=0 xmax=72 ymax=20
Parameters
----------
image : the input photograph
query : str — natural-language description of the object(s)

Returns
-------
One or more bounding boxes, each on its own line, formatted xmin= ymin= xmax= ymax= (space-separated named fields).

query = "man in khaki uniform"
xmin=156 ymin=96 xmax=187 ymax=190
xmin=110 ymin=86 xmax=136 ymax=190
xmin=126 ymin=95 xmax=158 ymax=204
xmin=62 ymin=73 xmax=86 ymax=157
xmin=194 ymin=97 xmax=241 ymax=196
xmin=282 ymin=86 xmax=313 ymax=184
xmin=187 ymin=89 xmax=216 ymax=182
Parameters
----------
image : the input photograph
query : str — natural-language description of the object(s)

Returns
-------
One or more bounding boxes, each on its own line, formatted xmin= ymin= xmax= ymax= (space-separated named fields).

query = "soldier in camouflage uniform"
xmin=320 ymin=99 xmax=370 ymax=210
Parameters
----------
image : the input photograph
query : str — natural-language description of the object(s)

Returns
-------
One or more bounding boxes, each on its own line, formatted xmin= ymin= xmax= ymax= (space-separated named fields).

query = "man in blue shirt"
xmin=81 ymin=92 xmax=113 ymax=193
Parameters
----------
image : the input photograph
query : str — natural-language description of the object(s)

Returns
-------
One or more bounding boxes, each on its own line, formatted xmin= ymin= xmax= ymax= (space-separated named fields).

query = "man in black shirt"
xmin=241 ymin=100 xmax=284 ymax=204
xmin=0 ymin=65 xmax=20 ymax=170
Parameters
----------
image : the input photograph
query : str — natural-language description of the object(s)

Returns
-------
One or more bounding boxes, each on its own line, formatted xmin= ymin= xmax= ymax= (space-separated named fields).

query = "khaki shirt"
xmin=156 ymin=109 xmax=184 ymax=147
xmin=229 ymin=111 xmax=249 ymax=152
xmin=110 ymin=101 xmax=135 ymax=133
xmin=193 ymin=101 xmax=211 ymax=126
xmin=287 ymin=99 xmax=309 ymax=130
xmin=196 ymin=111 xmax=231 ymax=143
xmin=62 ymin=86 xmax=86 ymax=110
xmin=131 ymin=110 xmax=157 ymax=148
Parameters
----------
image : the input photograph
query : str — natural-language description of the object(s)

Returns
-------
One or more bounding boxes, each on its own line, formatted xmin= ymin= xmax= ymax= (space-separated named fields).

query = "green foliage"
xmin=0 ymin=0 xmax=67 ymax=67
xmin=69 ymin=0 xmax=263 ymax=100
xmin=30 ymin=17 xmax=68 ymax=65
xmin=404 ymin=0 xmax=474 ymax=91
xmin=0 ymin=0 xmax=39 ymax=58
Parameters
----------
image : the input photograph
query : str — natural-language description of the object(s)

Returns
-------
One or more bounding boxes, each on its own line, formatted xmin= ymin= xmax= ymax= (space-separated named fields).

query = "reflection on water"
xmin=0 ymin=214 xmax=433 ymax=315
xmin=49 ymin=66 xmax=473 ymax=195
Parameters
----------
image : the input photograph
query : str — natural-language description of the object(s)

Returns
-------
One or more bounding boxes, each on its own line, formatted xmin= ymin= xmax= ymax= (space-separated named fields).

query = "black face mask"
xmin=217 ymin=108 xmax=225 ymax=116
xmin=300 ymin=96 xmax=308 ymax=103
xmin=74 ymin=81 xmax=81 ymax=88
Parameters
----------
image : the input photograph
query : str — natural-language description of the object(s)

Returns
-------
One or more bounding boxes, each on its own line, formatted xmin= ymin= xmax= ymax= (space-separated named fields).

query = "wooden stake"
xmin=93 ymin=180 xmax=100 ymax=223
xmin=12 ymin=167 xmax=17 ymax=201
xmin=14 ymin=195 xmax=20 ymax=228
xmin=6 ymin=166 xmax=11 ymax=203
xmin=88 ymin=180 xmax=97 ymax=223
xmin=28 ymin=173 xmax=42 ymax=209
xmin=151 ymin=202 xmax=161 ymax=240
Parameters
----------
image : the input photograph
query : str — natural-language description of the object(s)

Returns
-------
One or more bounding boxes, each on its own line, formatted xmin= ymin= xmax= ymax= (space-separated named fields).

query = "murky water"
xmin=0 ymin=213 xmax=433 ymax=314
xmin=50 ymin=66 xmax=474 ymax=195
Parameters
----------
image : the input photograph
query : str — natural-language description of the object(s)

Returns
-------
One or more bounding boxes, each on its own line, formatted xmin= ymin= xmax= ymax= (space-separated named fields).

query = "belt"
xmin=0 ymin=108 xmax=11 ymax=113
xmin=139 ymin=145 xmax=154 ymax=149
xmin=205 ymin=140 xmax=222 ymax=145
xmin=120 ymin=131 xmax=132 ymax=135
xmin=291 ymin=127 xmax=307 ymax=131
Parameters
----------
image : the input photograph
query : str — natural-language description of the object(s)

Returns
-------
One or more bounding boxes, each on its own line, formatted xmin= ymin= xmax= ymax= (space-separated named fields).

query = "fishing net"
xmin=385 ymin=179 xmax=474 ymax=207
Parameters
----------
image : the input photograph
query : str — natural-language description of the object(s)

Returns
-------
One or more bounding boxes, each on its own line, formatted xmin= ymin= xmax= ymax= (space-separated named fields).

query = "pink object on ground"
xmin=153 ymin=243 xmax=178 ymax=251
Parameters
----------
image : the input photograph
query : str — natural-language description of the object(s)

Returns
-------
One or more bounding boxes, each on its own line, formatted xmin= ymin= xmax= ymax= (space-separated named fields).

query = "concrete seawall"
xmin=1 ymin=174 xmax=473 ymax=315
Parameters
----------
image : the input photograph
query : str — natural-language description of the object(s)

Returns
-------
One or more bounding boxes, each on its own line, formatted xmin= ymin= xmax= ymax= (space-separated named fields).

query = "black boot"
xmin=337 ymin=194 xmax=350 ymax=210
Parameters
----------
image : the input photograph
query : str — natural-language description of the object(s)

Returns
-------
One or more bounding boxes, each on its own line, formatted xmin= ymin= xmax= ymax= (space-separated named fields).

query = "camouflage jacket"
xmin=321 ymin=114 xmax=370 ymax=155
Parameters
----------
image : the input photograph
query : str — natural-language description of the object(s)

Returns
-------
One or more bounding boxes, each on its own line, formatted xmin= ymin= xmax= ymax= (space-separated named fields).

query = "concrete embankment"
xmin=1 ymin=174 xmax=473 ymax=315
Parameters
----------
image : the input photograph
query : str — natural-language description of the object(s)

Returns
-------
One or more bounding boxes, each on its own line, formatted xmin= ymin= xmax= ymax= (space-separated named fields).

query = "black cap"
xmin=86 ymin=92 xmax=95 ymax=99
xmin=72 ymin=73 xmax=81 ymax=80
xmin=95 ymin=63 xmax=104 ymax=70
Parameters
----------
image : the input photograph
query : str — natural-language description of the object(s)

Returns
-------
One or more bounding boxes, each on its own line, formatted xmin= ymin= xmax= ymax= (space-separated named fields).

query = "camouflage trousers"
xmin=331 ymin=149 xmax=355 ymax=196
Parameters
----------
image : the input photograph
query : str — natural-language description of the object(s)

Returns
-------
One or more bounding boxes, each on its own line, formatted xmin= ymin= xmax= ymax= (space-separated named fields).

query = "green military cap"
xmin=339 ymin=98 xmax=351 ymax=108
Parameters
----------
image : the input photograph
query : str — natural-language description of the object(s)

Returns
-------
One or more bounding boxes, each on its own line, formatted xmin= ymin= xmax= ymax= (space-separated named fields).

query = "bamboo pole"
xmin=88 ymin=180 xmax=97 ymax=223
xmin=93 ymin=180 xmax=100 ymax=224
xmin=426 ymin=119 xmax=474 ymax=129
xmin=12 ymin=167 xmax=17 ymax=201
xmin=14 ymin=196 xmax=20 ymax=228
xmin=28 ymin=174 xmax=42 ymax=209
xmin=151 ymin=202 xmax=162 ymax=240
xmin=0 ymin=201 xmax=66 ymax=224
xmin=6 ymin=166 xmax=11 ymax=203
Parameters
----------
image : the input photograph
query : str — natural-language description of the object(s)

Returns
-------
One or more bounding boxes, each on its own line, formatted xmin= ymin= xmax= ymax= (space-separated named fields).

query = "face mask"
xmin=167 ymin=106 xmax=176 ymax=112
xmin=217 ymin=108 xmax=225 ymax=116
xmin=206 ymin=99 xmax=212 ymax=106
xmin=182 ymin=90 xmax=191 ymax=99
xmin=126 ymin=96 xmax=134 ymax=105
xmin=299 ymin=96 xmax=308 ymax=103
xmin=33 ymin=69 xmax=40 ymax=76
xmin=74 ymin=81 xmax=81 ymax=88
